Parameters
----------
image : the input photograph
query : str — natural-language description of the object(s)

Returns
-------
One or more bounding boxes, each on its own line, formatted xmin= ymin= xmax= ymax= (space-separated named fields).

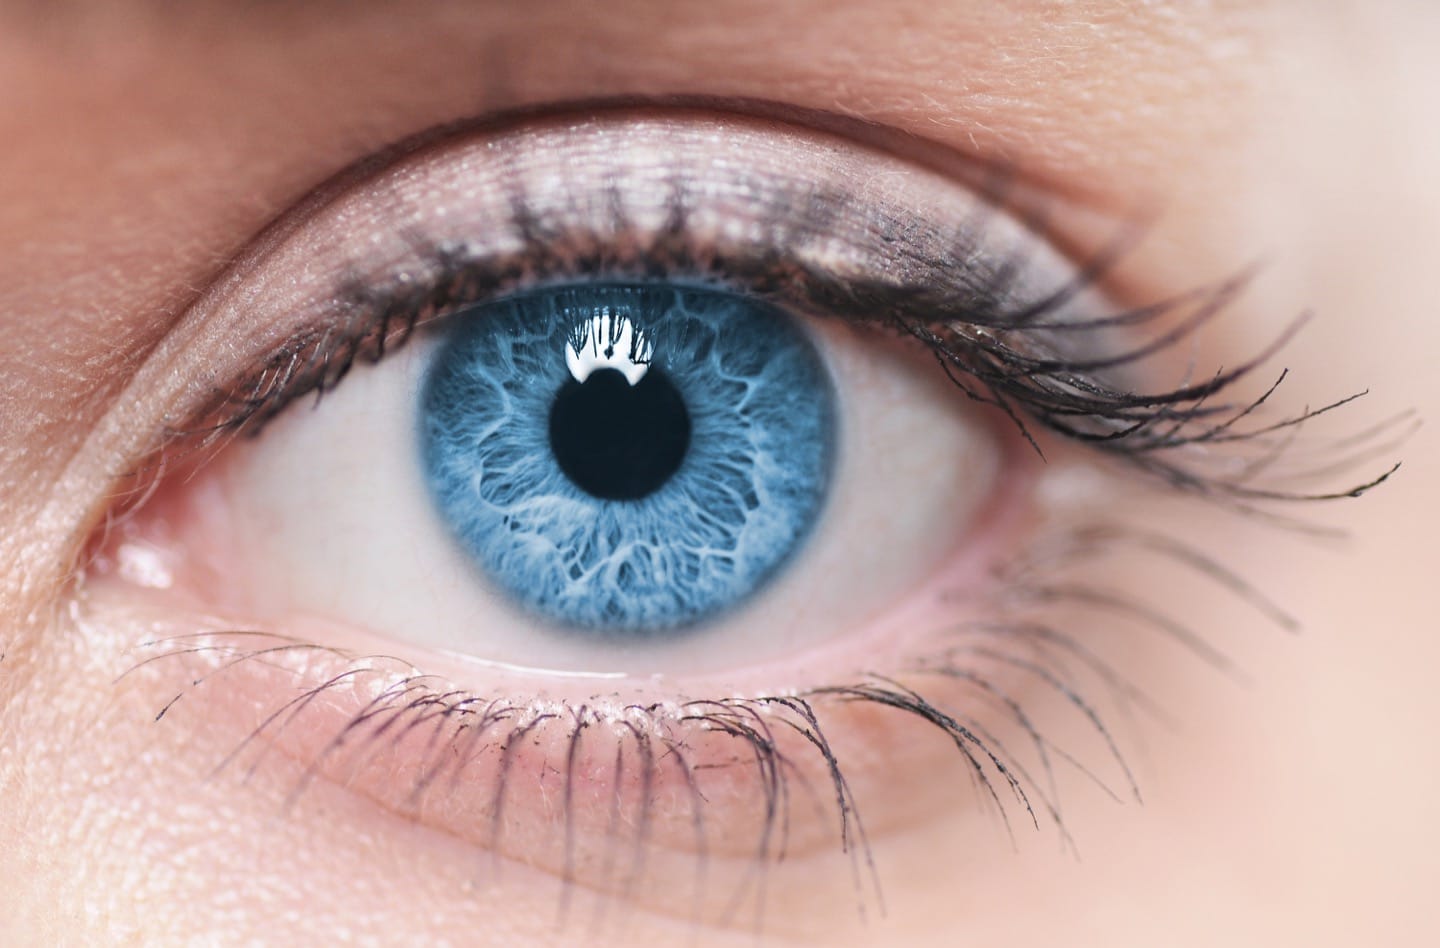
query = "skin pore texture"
xmin=1 ymin=1 xmax=1437 ymax=945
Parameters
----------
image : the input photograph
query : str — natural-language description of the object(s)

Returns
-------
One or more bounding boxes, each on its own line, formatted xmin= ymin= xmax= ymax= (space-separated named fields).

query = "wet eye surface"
xmin=422 ymin=283 xmax=834 ymax=635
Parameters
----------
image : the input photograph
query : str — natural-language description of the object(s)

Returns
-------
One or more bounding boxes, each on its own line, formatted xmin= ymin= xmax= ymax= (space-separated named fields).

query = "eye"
xmin=87 ymin=107 xmax=1392 ymax=926
xmin=129 ymin=110 xmax=1076 ymax=674
xmin=186 ymin=274 xmax=1004 ymax=674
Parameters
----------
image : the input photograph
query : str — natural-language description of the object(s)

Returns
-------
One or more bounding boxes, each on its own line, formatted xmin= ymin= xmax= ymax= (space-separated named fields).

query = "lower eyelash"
xmin=120 ymin=518 xmax=1292 ymax=931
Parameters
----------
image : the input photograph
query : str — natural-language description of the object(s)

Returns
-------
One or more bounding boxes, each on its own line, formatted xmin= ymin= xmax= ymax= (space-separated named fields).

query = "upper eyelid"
xmin=260 ymin=95 xmax=1104 ymax=227
xmin=172 ymin=109 xmax=1120 ymax=434
xmin=62 ymin=103 xmax=1119 ymax=554
xmin=102 ymin=103 xmax=1392 ymax=527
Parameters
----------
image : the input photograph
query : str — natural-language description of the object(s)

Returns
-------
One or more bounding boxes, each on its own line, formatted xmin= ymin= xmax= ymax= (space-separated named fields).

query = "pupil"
xmin=549 ymin=367 xmax=692 ymax=501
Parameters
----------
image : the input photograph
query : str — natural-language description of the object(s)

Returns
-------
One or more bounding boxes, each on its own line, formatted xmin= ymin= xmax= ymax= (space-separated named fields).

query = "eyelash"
xmin=119 ymin=113 xmax=1402 ymax=927
xmin=133 ymin=520 xmax=1289 ymax=926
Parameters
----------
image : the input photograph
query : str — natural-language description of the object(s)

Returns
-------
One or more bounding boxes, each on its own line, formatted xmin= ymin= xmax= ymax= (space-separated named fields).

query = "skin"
xmin=1 ymin=1 xmax=1437 ymax=944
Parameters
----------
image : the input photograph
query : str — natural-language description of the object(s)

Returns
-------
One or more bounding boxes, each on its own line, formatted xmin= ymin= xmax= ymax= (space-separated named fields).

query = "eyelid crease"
xmin=142 ymin=112 xmax=1099 ymax=440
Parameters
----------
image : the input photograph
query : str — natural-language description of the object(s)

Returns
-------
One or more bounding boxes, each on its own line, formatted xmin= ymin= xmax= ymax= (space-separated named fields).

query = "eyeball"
xmin=171 ymin=271 xmax=1008 ymax=676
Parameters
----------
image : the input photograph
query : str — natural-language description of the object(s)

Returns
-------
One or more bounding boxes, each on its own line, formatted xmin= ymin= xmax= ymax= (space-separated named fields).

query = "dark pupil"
xmin=549 ymin=367 xmax=692 ymax=501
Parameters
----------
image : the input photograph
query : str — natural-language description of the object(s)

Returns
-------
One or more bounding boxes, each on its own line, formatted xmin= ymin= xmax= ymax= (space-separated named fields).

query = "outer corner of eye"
xmin=81 ymin=109 xmax=1119 ymax=923
xmin=107 ymin=113 xmax=1058 ymax=679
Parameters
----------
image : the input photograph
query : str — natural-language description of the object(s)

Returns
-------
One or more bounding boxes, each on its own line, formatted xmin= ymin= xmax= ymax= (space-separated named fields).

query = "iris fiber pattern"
xmin=419 ymin=283 xmax=834 ymax=635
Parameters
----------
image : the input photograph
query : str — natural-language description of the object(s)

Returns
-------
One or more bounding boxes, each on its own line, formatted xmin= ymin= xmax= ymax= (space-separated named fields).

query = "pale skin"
xmin=1 ymin=1 xmax=1437 ymax=945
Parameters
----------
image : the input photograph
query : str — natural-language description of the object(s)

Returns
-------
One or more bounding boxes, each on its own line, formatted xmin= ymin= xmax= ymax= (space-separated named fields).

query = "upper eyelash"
xmin=173 ymin=175 xmax=1399 ymax=518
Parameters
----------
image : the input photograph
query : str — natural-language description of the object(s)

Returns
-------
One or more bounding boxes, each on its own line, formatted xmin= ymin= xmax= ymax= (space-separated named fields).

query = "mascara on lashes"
xmin=188 ymin=112 xmax=1120 ymax=443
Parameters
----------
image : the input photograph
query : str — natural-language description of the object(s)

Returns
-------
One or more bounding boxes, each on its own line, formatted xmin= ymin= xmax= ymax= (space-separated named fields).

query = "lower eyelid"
xmin=85 ymin=584 xmax=1046 ymax=919
xmin=80 ymin=450 xmax=1317 ymax=930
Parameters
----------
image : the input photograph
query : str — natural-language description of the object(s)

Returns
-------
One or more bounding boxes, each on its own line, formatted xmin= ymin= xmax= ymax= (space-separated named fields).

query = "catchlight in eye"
xmin=419 ymin=283 xmax=835 ymax=636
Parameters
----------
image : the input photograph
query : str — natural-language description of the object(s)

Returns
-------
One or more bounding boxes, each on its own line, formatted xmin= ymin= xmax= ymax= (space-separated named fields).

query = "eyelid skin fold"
xmin=156 ymin=110 xmax=1111 ymax=446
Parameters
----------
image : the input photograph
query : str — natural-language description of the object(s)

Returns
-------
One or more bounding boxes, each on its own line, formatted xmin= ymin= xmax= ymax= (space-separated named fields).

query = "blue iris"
xmin=419 ymin=283 xmax=835 ymax=637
